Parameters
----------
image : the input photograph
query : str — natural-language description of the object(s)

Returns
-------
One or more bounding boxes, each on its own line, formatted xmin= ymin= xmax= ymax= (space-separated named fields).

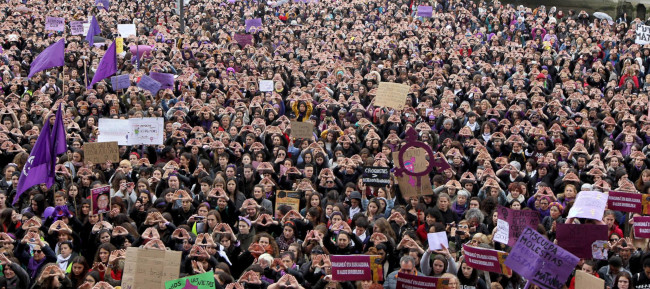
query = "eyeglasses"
xmin=458 ymin=225 xmax=469 ymax=229
xmin=33 ymin=250 xmax=42 ymax=253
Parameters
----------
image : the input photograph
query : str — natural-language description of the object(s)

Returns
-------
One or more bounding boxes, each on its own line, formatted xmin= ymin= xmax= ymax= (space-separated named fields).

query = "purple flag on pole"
xmin=86 ymin=16 xmax=101 ymax=47
xmin=27 ymin=38 xmax=65 ymax=79
xmin=95 ymin=0 xmax=109 ymax=11
xmin=52 ymin=103 xmax=67 ymax=157
xmin=14 ymin=121 xmax=52 ymax=204
xmin=88 ymin=41 xmax=117 ymax=89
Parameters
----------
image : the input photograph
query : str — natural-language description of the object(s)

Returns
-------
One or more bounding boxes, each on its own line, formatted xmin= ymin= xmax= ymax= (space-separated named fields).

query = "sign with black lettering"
xmin=362 ymin=166 xmax=390 ymax=187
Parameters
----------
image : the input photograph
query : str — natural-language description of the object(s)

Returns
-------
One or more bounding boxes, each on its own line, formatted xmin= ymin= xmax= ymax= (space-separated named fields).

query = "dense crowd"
xmin=1 ymin=0 xmax=650 ymax=288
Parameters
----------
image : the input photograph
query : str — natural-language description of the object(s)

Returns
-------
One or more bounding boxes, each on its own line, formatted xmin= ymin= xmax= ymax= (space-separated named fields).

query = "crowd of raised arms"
xmin=2 ymin=0 xmax=650 ymax=288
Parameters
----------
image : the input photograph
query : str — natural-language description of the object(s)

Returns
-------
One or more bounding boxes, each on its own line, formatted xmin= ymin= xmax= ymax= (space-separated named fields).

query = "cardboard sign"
xmin=164 ymin=272 xmax=215 ymax=289
xmin=275 ymin=190 xmax=300 ymax=212
xmin=634 ymin=216 xmax=650 ymax=238
xmin=45 ymin=17 xmax=65 ymax=31
xmin=98 ymin=118 xmax=164 ymax=145
xmin=567 ymin=191 xmax=608 ymax=221
xmin=608 ymin=191 xmax=644 ymax=214
xmin=111 ymin=74 xmax=131 ymax=90
xmin=637 ymin=24 xmax=650 ymax=44
xmin=70 ymin=21 xmax=85 ymax=35
xmin=496 ymin=206 xmax=540 ymax=246
xmin=396 ymin=274 xmax=448 ymax=289
xmin=138 ymin=75 xmax=162 ymax=95
xmin=83 ymin=142 xmax=120 ymax=164
xmin=91 ymin=185 xmax=111 ymax=215
xmin=556 ymin=224 xmax=608 ymax=259
xmin=392 ymin=148 xmax=433 ymax=198
xmin=362 ymin=166 xmax=390 ymax=187
xmin=575 ymin=270 xmax=605 ymax=289
xmin=290 ymin=121 xmax=314 ymax=140
xmin=259 ymin=80 xmax=274 ymax=92
xmin=118 ymin=24 xmax=137 ymax=38
xmin=462 ymin=244 xmax=510 ymax=274
xmin=505 ymin=227 xmax=579 ymax=289
xmin=245 ymin=18 xmax=262 ymax=33
xmin=417 ymin=5 xmax=433 ymax=17
xmin=122 ymin=247 xmax=182 ymax=289
xmin=234 ymin=34 xmax=253 ymax=47
xmin=375 ymin=82 xmax=409 ymax=110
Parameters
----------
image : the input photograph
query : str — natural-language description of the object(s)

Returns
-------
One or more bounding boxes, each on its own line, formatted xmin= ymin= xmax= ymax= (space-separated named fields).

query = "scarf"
xmin=57 ymin=254 xmax=71 ymax=271
xmin=28 ymin=257 xmax=45 ymax=279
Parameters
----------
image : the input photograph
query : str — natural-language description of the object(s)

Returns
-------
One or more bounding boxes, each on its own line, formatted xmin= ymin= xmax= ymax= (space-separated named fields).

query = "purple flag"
xmin=88 ymin=41 xmax=117 ymax=89
xmin=417 ymin=6 xmax=433 ymax=17
xmin=86 ymin=16 xmax=101 ymax=47
xmin=137 ymin=75 xmax=162 ymax=95
xmin=15 ymin=120 xmax=52 ymax=204
xmin=95 ymin=0 xmax=109 ymax=11
xmin=245 ymin=18 xmax=262 ymax=33
xmin=52 ymin=103 xmax=67 ymax=157
xmin=149 ymin=72 xmax=174 ymax=90
xmin=27 ymin=38 xmax=65 ymax=79
xmin=129 ymin=45 xmax=153 ymax=64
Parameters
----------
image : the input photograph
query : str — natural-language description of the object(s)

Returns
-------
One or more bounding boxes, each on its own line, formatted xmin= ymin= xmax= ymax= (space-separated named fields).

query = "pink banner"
xmin=331 ymin=255 xmax=372 ymax=281
xmin=497 ymin=206 xmax=540 ymax=246
xmin=634 ymin=216 xmax=650 ymax=238
xmin=462 ymin=244 xmax=509 ymax=274
xmin=396 ymin=273 xmax=448 ymax=289
xmin=608 ymin=191 xmax=644 ymax=214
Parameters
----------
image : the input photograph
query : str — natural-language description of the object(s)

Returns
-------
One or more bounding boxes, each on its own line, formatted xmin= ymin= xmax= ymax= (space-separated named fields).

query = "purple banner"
xmin=417 ymin=6 xmax=433 ymax=17
xmin=245 ymin=18 xmax=262 ymax=33
xmin=137 ymin=75 xmax=162 ymax=95
xmin=556 ymin=224 xmax=608 ymax=259
xmin=608 ymin=191 xmax=644 ymax=214
xmin=331 ymin=255 xmax=371 ymax=281
xmin=233 ymin=34 xmax=253 ymax=47
xmin=111 ymin=74 xmax=131 ymax=90
xmin=45 ymin=17 xmax=65 ymax=32
xmin=505 ymin=227 xmax=579 ymax=289
xmin=634 ymin=216 xmax=650 ymax=238
xmin=497 ymin=206 xmax=540 ymax=246
xmin=149 ymin=72 xmax=174 ymax=90
xmin=396 ymin=274 xmax=448 ymax=289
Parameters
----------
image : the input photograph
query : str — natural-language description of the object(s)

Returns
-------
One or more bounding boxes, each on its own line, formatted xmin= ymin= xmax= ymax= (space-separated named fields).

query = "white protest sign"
xmin=83 ymin=23 xmax=90 ymax=36
xmin=637 ymin=24 xmax=650 ymax=44
xmin=98 ymin=118 xmax=164 ymax=145
xmin=70 ymin=21 xmax=86 ymax=35
xmin=259 ymin=80 xmax=274 ymax=92
xmin=493 ymin=219 xmax=509 ymax=244
xmin=427 ymin=232 xmax=449 ymax=251
xmin=117 ymin=24 xmax=137 ymax=38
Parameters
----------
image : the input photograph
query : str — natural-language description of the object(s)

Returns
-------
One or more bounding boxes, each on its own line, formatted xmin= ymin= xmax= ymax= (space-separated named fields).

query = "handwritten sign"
xmin=392 ymin=148 xmax=433 ymax=198
xmin=111 ymin=74 xmax=131 ymax=90
xmin=396 ymin=274 xmax=448 ymax=289
xmin=375 ymin=82 xmax=409 ymax=110
xmin=122 ymin=247 xmax=182 ymax=289
xmin=331 ymin=255 xmax=372 ymax=281
xmin=129 ymin=117 xmax=164 ymax=145
xmin=505 ymin=227 xmax=579 ymax=289
xmin=608 ymin=191 xmax=645 ymax=214
xmin=493 ymin=219 xmax=509 ymax=244
xmin=90 ymin=185 xmax=111 ymax=214
xmin=637 ymin=24 xmax=650 ymax=44
xmin=275 ymin=190 xmax=300 ymax=212
xmin=634 ymin=216 xmax=650 ymax=238
xmin=45 ymin=17 xmax=65 ymax=31
xmin=290 ymin=121 xmax=314 ymax=140
xmin=138 ymin=75 xmax=162 ymax=95
xmin=70 ymin=21 xmax=85 ymax=35
xmin=427 ymin=232 xmax=448 ymax=251
xmin=259 ymin=80 xmax=274 ymax=92
xmin=164 ymin=272 xmax=215 ymax=289
xmin=556 ymin=224 xmax=608 ymax=259
xmin=462 ymin=244 xmax=510 ymax=274
xmin=417 ymin=5 xmax=433 ymax=17
xmin=496 ymin=206 xmax=540 ymax=246
xmin=83 ymin=142 xmax=120 ymax=164
xmin=362 ymin=166 xmax=390 ymax=187
xmin=567 ymin=191 xmax=608 ymax=220
xmin=245 ymin=18 xmax=262 ymax=33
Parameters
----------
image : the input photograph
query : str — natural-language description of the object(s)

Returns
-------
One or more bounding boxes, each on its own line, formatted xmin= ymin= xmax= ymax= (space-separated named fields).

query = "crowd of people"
xmin=0 ymin=0 xmax=650 ymax=288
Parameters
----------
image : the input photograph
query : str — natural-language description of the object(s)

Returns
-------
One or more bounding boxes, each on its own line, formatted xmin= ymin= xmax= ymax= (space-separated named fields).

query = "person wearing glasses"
xmin=383 ymin=256 xmax=422 ymax=289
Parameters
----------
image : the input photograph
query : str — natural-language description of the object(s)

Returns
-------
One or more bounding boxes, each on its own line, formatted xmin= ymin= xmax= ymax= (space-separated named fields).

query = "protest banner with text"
xmin=396 ymin=273 xmax=448 ymax=289
xmin=462 ymin=244 xmax=511 ymax=274
xmin=495 ymin=206 xmax=540 ymax=246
